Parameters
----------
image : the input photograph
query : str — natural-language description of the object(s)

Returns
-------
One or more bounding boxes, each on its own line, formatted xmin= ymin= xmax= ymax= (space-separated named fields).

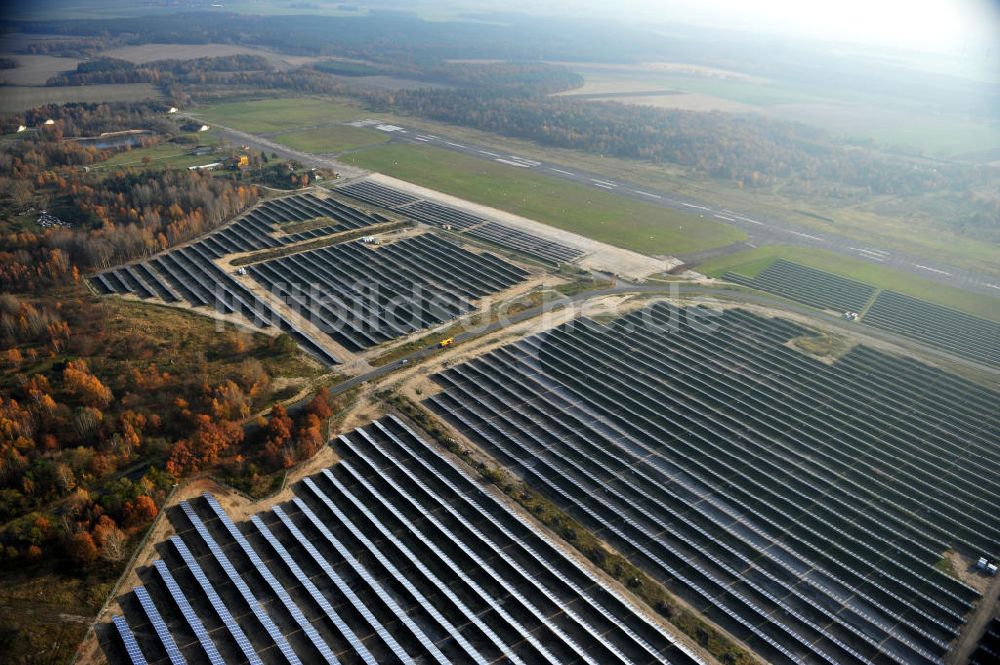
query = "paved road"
xmin=324 ymin=281 xmax=999 ymax=399
xmin=379 ymin=124 xmax=1000 ymax=297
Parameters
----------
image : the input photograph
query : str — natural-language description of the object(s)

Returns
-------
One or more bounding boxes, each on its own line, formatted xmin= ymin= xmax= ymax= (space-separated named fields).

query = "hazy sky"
xmin=538 ymin=0 xmax=1000 ymax=54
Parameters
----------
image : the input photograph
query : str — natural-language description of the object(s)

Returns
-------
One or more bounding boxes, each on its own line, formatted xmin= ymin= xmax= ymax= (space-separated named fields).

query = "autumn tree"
xmin=62 ymin=360 xmax=113 ymax=408
xmin=93 ymin=515 xmax=128 ymax=562
xmin=123 ymin=495 xmax=158 ymax=530
xmin=66 ymin=531 xmax=98 ymax=565
xmin=262 ymin=404 xmax=294 ymax=468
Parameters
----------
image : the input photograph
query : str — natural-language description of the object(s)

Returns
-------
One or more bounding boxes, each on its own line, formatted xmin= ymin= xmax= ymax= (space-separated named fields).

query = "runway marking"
xmin=851 ymin=248 xmax=887 ymax=260
xmin=789 ymin=231 xmax=824 ymax=241
xmin=851 ymin=247 xmax=889 ymax=256
xmin=593 ymin=182 xmax=615 ymax=189
xmin=713 ymin=214 xmax=736 ymax=221
xmin=549 ymin=168 xmax=576 ymax=176
xmin=680 ymin=202 xmax=710 ymax=210
xmin=445 ymin=142 xmax=466 ymax=148
xmin=985 ymin=283 xmax=1000 ymax=290
xmin=494 ymin=158 xmax=531 ymax=168
xmin=509 ymin=156 xmax=541 ymax=166
xmin=735 ymin=216 xmax=764 ymax=225
xmin=633 ymin=190 xmax=661 ymax=199
xmin=413 ymin=137 xmax=429 ymax=142
xmin=913 ymin=264 xmax=952 ymax=276
xmin=478 ymin=150 xmax=500 ymax=157
xmin=591 ymin=179 xmax=618 ymax=188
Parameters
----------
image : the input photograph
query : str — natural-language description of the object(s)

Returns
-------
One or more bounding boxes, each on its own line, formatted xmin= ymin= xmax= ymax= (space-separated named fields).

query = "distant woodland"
xmin=25 ymin=38 xmax=990 ymax=241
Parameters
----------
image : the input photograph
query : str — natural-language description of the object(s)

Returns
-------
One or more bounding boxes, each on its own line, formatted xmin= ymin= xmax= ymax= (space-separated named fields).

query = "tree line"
xmin=46 ymin=54 xmax=272 ymax=86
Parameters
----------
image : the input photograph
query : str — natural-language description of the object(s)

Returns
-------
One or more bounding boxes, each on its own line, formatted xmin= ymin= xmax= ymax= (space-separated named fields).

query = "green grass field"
xmin=345 ymin=143 xmax=745 ymax=254
xmin=194 ymin=97 xmax=367 ymax=134
xmin=696 ymin=245 xmax=1000 ymax=321
xmin=92 ymin=136 xmax=225 ymax=170
xmin=273 ymin=124 xmax=388 ymax=153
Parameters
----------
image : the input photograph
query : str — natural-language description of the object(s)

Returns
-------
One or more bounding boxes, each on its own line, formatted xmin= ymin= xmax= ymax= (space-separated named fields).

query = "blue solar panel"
xmin=377 ymin=416 xmax=698 ymax=664
xmin=319 ymin=468 xmax=522 ymax=664
xmin=335 ymin=457 xmax=567 ymax=664
xmin=113 ymin=615 xmax=148 ymax=665
xmin=274 ymin=498 xmax=413 ymax=663
xmin=179 ymin=501 xmax=302 ymax=665
xmin=302 ymin=479 xmax=467 ymax=664
xmin=154 ymin=560 xmax=226 ymax=665
xmin=250 ymin=513 xmax=379 ymax=665
xmin=133 ymin=585 xmax=186 ymax=665
xmin=201 ymin=493 xmax=339 ymax=665
xmin=170 ymin=536 xmax=263 ymax=665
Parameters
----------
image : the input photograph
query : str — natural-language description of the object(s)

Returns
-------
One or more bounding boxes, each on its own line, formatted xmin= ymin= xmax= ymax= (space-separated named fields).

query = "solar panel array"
xmin=720 ymin=260 xmax=1000 ymax=369
xmin=723 ymin=260 xmax=876 ymax=312
xmin=88 ymin=193 xmax=388 ymax=366
xmin=113 ymin=615 xmax=148 ymax=665
xmin=106 ymin=416 xmax=699 ymax=665
xmin=466 ymin=221 xmax=585 ymax=263
xmin=862 ymin=290 xmax=1000 ymax=367
xmin=403 ymin=199 xmax=487 ymax=229
xmin=246 ymin=233 xmax=528 ymax=352
xmin=970 ymin=618 xmax=999 ymax=665
xmin=427 ymin=304 xmax=1000 ymax=665
xmin=336 ymin=179 xmax=586 ymax=264
xmin=338 ymin=180 xmax=419 ymax=207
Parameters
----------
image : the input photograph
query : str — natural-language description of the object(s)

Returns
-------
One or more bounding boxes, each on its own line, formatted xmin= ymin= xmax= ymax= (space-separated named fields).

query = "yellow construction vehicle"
xmin=439 ymin=338 xmax=455 ymax=348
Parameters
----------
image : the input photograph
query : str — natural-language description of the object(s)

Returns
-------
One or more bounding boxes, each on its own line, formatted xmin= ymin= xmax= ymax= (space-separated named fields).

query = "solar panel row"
xmin=426 ymin=304 xmax=997 ymax=665
xmin=336 ymin=179 xmax=586 ymax=265
xmin=88 ymin=193 xmax=392 ymax=366
xmin=246 ymin=234 xmax=528 ymax=352
xmin=109 ymin=418 xmax=696 ymax=665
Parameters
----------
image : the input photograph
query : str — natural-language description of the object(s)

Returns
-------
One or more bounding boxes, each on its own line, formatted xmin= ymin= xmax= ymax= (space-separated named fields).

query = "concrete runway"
xmin=383 ymin=124 xmax=1000 ymax=298
xmin=197 ymin=114 xmax=1000 ymax=299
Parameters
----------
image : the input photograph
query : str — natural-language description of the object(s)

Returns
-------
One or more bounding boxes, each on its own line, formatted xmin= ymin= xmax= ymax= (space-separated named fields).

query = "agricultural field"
xmin=272 ymin=124 xmax=389 ymax=154
xmin=697 ymin=245 xmax=1000 ymax=320
xmin=0 ymin=54 xmax=81 ymax=85
xmin=100 ymin=417 xmax=695 ymax=665
xmin=194 ymin=98 xmax=368 ymax=134
xmin=0 ymin=83 xmax=161 ymax=114
xmin=427 ymin=303 xmax=1000 ymax=665
xmin=559 ymin=63 xmax=1000 ymax=158
xmin=344 ymin=143 xmax=745 ymax=254
xmin=97 ymin=42 xmax=323 ymax=70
